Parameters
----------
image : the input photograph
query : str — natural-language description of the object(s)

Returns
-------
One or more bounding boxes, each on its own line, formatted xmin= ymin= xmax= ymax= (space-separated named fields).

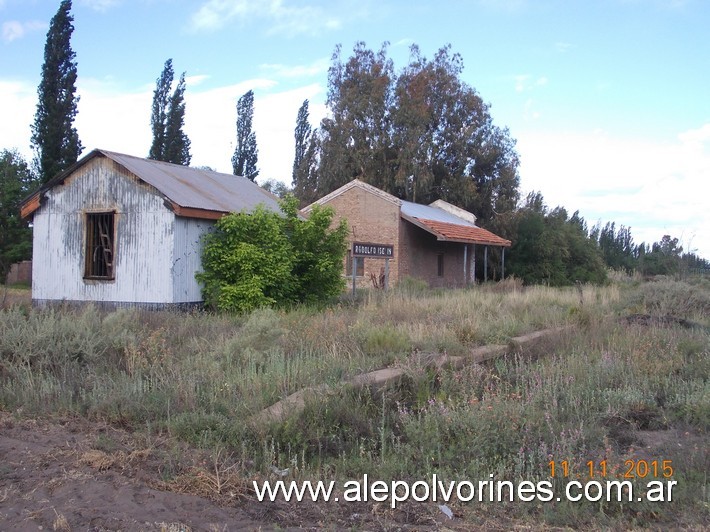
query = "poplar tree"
xmin=232 ymin=90 xmax=258 ymax=180
xmin=31 ymin=0 xmax=82 ymax=184
xmin=292 ymin=99 xmax=311 ymax=182
xmin=163 ymin=72 xmax=191 ymax=165
xmin=149 ymin=59 xmax=191 ymax=165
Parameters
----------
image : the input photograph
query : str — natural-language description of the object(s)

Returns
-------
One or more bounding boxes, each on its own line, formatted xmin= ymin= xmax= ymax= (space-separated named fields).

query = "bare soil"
xmin=0 ymin=411 xmax=472 ymax=531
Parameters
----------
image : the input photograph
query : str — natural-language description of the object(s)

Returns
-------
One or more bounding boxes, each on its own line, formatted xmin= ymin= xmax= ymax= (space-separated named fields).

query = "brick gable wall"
xmin=316 ymin=182 xmax=479 ymax=289
xmin=321 ymin=185 xmax=401 ymax=288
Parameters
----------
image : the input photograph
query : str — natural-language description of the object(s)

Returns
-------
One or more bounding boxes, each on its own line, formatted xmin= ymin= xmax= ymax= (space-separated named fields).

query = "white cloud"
xmin=523 ymin=98 xmax=541 ymax=120
xmin=513 ymin=74 xmax=547 ymax=93
xmin=190 ymin=0 xmax=342 ymax=36
xmin=393 ymin=38 xmax=414 ymax=48
xmin=185 ymin=80 xmax=325 ymax=180
xmin=2 ymin=20 xmax=45 ymax=42
xmin=74 ymin=78 xmax=153 ymax=159
xmin=79 ymin=0 xmax=121 ymax=12
xmin=184 ymin=74 xmax=210 ymax=87
xmin=259 ymin=58 xmax=329 ymax=79
xmin=0 ymin=79 xmax=36 ymax=159
xmin=516 ymin=126 xmax=710 ymax=257
xmin=1 ymin=73 xmax=327 ymax=189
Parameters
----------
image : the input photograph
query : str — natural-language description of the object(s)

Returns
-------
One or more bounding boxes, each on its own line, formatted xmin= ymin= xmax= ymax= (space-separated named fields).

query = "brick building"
xmin=303 ymin=180 xmax=511 ymax=288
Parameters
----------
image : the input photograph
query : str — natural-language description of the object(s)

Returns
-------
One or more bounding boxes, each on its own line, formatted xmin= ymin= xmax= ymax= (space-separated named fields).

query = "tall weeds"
xmin=0 ymin=280 xmax=707 ymax=528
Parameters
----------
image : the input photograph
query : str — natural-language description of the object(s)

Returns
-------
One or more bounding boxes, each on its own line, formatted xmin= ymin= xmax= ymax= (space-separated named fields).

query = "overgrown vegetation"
xmin=502 ymin=193 xmax=607 ymax=285
xmin=0 ymin=149 xmax=40 ymax=282
xmin=196 ymin=196 xmax=348 ymax=312
xmin=1 ymin=278 xmax=708 ymax=528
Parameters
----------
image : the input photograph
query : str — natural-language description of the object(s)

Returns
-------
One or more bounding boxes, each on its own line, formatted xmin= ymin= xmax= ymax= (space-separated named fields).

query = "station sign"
xmin=352 ymin=242 xmax=394 ymax=258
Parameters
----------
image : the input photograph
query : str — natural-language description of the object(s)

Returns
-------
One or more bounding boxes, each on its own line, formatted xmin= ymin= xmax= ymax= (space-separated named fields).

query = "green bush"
xmin=197 ymin=196 xmax=348 ymax=313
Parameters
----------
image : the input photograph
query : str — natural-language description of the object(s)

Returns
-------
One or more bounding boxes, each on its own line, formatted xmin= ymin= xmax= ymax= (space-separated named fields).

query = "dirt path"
xmin=0 ymin=412 xmax=471 ymax=531
xmin=0 ymin=412 xmax=272 ymax=530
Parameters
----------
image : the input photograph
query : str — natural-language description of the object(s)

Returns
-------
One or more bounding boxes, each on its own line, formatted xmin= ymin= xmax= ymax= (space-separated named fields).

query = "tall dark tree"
xmin=31 ymin=0 xmax=82 ymax=184
xmin=392 ymin=45 xmax=519 ymax=220
xmin=318 ymin=42 xmax=394 ymax=194
xmin=293 ymin=132 xmax=321 ymax=206
xmin=305 ymin=42 xmax=519 ymax=227
xmin=595 ymin=221 xmax=636 ymax=273
xmin=163 ymin=72 xmax=191 ymax=165
xmin=232 ymin=90 xmax=258 ymax=180
xmin=0 ymin=150 xmax=40 ymax=281
xmin=292 ymin=99 xmax=312 ymax=184
xmin=149 ymin=59 xmax=191 ymax=165
xmin=149 ymin=59 xmax=173 ymax=161
xmin=506 ymin=192 xmax=606 ymax=285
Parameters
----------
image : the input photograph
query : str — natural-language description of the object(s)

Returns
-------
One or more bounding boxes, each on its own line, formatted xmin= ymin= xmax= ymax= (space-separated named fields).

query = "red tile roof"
xmin=413 ymin=218 xmax=512 ymax=247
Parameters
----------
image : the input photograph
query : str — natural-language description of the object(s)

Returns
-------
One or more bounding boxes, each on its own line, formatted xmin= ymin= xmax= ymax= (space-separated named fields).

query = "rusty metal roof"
xmin=401 ymin=200 xmax=511 ymax=247
xmin=21 ymin=149 xmax=281 ymax=220
xmin=411 ymin=218 xmax=512 ymax=247
xmin=100 ymin=150 xmax=281 ymax=215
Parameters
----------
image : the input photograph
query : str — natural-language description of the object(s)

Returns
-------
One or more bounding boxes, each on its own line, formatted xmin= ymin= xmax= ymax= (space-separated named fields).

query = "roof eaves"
xmin=165 ymin=201 xmax=226 ymax=220
xmin=402 ymin=214 xmax=512 ymax=247
xmin=20 ymin=148 xmax=106 ymax=219
xmin=401 ymin=212 xmax=447 ymax=240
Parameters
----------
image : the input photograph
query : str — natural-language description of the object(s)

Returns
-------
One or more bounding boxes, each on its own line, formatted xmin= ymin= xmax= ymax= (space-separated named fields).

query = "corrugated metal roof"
xmin=401 ymin=200 xmax=476 ymax=227
xmin=101 ymin=150 xmax=281 ymax=214
xmin=21 ymin=149 xmax=282 ymax=220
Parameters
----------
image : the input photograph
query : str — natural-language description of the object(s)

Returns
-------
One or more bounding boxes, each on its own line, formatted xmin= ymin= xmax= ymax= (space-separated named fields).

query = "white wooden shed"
xmin=20 ymin=149 xmax=281 ymax=309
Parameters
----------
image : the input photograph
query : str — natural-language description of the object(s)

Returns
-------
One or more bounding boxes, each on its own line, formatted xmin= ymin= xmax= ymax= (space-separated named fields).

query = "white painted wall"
xmin=32 ymin=158 xmax=177 ymax=305
xmin=172 ymin=217 xmax=214 ymax=303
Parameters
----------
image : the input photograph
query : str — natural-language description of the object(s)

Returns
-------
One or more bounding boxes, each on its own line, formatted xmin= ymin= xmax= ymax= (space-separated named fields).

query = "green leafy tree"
xmin=639 ymin=235 xmax=683 ymax=275
xmin=149 ymin=59 xmax=191 ymax=165
xmin=595 ymin=221 xmax=636 ymax=273
xmin=197 ymin=197 xmax=347 ymax=312
xmin=149 ymin=60 xmax=172 ymax=161
xmin=280 ymin=196 xmax=348 ymax=305
xmin=301 ymin=42 xmax=519 ymax=227
xmin=31 ymin=0 xmax=82 ymax=183
xmin=197 ymin=205 xmax=293 ymax=313
xmin=232 ymin=90 xmax=258 ymax=180
xmin=293 ymin=131 xmax=322 ymax=207
xmin=318 ymin=42 xmax=394 ymax=194
xmin=0 ymin=150 xmax=40 ymax=281
xmin=392 ymin=45 xmax=519 ymax=221
xmin=506 ymin=192 xmax=606 ymax=285
xmin=164 ymin=72 xmax=191 ymax=164
xmin=260 ymin=179 xmax=292 ymax=198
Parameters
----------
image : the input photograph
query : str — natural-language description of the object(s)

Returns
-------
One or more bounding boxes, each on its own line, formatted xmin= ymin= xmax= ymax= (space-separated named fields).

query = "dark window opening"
xmin=346 ymin=252 xmax=365 ymax=276
xmin=85 ymin=212 xmax=115 ymax=279
xmin=437 ymin=253 xmax=444 ymax=277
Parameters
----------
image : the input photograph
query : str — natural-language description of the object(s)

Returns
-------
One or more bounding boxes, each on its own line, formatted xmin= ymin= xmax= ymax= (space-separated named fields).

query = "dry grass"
xmin=0 ymin=279 xmax=707 ymax=529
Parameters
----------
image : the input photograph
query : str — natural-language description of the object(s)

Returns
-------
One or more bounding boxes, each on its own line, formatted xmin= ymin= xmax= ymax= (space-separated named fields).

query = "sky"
xmin=1 ymin=0 xmax=708 ymax=257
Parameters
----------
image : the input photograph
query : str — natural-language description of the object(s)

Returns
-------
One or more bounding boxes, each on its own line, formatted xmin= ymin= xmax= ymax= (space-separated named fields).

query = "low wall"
xmin=5 ymin=261 xmax=32 ymax=285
